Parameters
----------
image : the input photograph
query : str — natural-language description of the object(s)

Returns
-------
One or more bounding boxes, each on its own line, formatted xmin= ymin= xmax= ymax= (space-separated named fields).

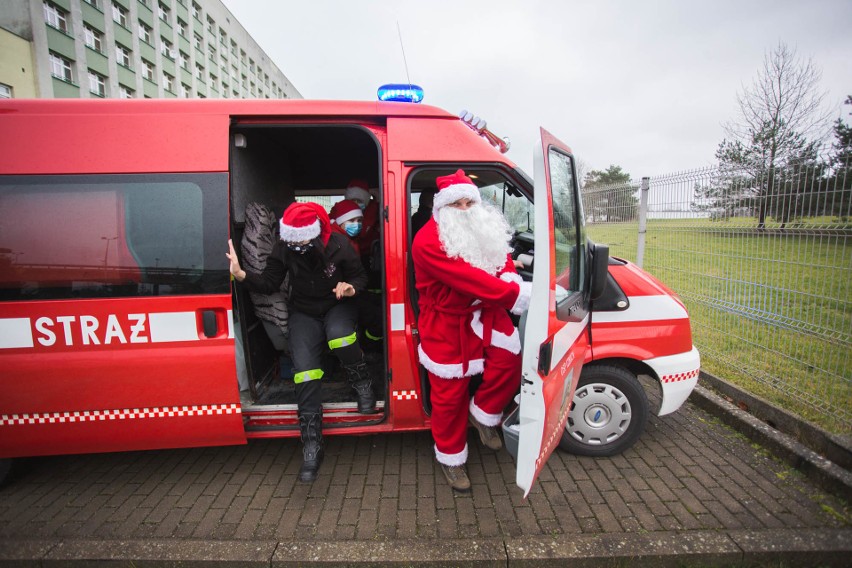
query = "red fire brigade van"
xmin=0 ymin=95 xmax=699 ymax=494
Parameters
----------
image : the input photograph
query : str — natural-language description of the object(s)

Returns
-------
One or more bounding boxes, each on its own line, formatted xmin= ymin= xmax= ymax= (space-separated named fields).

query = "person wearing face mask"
xmin=343 ymin=181 xmax=384 ymax=351
xmin=329 ymin=199 xmax=384 ymax=353
xmin=343 ymin=179 xmax=379 ymax=264
xmin=329 ymin=199 xmax=364 ymax=255
xmin=226 ymin=202 xmax=373 ymax=483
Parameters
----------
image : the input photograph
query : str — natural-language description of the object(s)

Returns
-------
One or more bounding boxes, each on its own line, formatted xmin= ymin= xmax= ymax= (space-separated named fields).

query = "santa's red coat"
xmin=412 ymin=217 xmax=526 ymax=378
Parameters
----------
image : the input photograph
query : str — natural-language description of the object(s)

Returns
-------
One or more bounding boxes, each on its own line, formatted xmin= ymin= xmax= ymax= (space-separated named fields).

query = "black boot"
xmin=343 ymin=359 xmax=376 ymax=414
xmin=297 ymin=411 xmax=324 ymax=482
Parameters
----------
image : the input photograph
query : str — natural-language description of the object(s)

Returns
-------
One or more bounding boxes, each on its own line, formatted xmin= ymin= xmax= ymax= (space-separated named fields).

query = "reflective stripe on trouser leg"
xmin=328 ymin=331 xmax=357 ymax=350
xmin=365 ymin=329 xmax=383 ymax=341
xmin=294 ymin=368 xmax=323 ymax=384
xmin=428 ymin=371 xmax=471 ymax=465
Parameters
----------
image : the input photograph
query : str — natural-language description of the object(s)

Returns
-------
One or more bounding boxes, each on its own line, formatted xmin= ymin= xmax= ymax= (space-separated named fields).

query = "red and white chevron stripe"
xmin=393 ymin=390 xmax=418 ymax=400
xmin=0 ymin=404 xmax=241 ymax=426
xmin=660 ymin=369 xmax=700 ymax=384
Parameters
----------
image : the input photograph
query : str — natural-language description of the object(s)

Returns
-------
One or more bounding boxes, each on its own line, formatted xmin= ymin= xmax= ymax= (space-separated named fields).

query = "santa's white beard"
xmin=437 ymin=202 xmax=513 ymax=275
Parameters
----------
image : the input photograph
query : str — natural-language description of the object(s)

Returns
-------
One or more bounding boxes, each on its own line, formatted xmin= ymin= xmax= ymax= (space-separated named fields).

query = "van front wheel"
xmin=559 ymin=365 xmax=648 ymax=457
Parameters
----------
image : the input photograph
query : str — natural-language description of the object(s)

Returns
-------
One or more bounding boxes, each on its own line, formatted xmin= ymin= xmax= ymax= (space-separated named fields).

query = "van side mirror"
xmin=590 ymin=243 xmax=610 ymax=300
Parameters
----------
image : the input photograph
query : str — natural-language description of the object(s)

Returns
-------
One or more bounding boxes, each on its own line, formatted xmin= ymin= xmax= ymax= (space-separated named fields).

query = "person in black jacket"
xmin=227 ymin=202 xmax=374 ymax=482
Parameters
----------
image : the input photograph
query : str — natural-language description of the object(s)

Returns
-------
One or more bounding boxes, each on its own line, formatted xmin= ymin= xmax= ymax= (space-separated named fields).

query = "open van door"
xmin=516 ymin=128 xmax=590 ymax=496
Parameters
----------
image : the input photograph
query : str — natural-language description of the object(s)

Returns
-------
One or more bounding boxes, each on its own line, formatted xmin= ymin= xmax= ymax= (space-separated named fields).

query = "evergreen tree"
xmin=582 ymin=165 xmax=638 ymax=222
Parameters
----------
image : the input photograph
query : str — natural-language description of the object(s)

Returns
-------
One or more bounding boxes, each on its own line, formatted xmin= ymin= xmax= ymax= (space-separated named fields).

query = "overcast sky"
xmin=220 ymin=0 xmax=851 ymax=178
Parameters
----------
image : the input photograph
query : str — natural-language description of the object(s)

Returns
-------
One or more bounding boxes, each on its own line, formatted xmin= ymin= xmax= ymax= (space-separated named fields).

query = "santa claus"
xmin=412 ymin=169 xmax=531 ymax=492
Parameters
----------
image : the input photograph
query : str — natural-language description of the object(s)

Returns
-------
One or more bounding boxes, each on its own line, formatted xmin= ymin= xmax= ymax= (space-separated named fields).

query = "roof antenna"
xmin=397 ymin=21 xmax=412 ymax=88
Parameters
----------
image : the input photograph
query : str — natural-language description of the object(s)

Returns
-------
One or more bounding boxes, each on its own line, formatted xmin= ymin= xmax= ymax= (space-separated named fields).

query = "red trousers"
xmin=429 ymin=344 xmax=521 ymax=465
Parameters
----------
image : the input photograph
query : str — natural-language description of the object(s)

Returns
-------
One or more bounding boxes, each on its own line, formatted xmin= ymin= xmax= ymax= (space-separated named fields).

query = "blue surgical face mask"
xmin=344 ymin=221 xmax=362 ymax=237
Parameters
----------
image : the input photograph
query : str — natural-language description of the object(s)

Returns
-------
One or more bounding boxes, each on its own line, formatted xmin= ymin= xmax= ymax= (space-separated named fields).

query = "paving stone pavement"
xmin=0 ymin=399 xmax=849 ymax=564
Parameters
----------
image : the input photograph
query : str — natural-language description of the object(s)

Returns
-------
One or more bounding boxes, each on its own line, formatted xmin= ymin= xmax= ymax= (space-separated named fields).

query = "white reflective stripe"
xmin=390 ymin=303 xmax=405 ymax=331
xmin=592 ymin=294 xmax=688 ymax=323
xmin=227 ymin=309 xmax=234 ymax=339
xmin=550 ymin=314 xmax=589 ymax=373
xmin=149 ymin=311 xmax=199 ymax=343
xmin=0 ymin=318 xmax=34 ymax=349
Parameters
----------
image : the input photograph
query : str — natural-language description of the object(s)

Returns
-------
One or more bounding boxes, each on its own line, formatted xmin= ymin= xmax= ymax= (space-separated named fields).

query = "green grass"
xmin=587 ymin=218 xmax=851 ymax=435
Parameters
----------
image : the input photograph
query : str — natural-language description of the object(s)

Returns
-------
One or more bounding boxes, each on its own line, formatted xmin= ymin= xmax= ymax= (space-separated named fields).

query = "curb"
xmin=698 ymin=372 xmax=852 ymax=470
xmin=691 ymin=383 xmax=852 ymax=502
xmin=1 ymin=530 xmax=851 ymax=566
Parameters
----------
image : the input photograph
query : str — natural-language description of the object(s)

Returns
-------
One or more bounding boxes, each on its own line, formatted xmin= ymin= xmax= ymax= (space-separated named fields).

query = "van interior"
xmin=228 ymin=124 xmax=385 ymax=429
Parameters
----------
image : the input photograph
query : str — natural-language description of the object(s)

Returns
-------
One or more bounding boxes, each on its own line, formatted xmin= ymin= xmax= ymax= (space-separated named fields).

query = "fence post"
xmin=636 ymin=177 xmax=650 ymax=268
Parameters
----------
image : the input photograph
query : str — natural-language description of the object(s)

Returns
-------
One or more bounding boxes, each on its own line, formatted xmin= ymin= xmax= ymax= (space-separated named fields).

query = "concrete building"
xmin=0 ymin=26 xmax=38 ymax=98
xmin=0 ymin=0 xmax=301 ymax=99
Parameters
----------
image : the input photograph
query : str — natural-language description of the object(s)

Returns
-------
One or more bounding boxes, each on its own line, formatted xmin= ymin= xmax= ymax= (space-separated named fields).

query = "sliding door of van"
xmin=0 ymin=172 xmax=244 ymax=458
xmin=516 ymin=128 xmax=590 ymax=496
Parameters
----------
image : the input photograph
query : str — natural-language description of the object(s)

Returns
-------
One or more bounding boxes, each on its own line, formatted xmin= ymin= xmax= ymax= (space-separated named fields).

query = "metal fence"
xmin=582 ymin=155 xmax=851 ymax=435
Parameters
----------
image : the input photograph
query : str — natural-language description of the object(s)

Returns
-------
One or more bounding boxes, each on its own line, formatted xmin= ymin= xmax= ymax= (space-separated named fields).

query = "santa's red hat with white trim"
xmin=344 ymin=179 xmax=371 ymax=206
xmin=432 ymin=169 xmax=481 ymax=217
xmin=279 ymin=202 xmax=332 ymax=245
xmin=329 ymin=199 xmax=364 ymax=225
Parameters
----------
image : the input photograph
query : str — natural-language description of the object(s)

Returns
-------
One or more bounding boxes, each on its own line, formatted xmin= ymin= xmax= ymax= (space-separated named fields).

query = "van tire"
xmin=559 ymin=365 xmax=648 ymax=457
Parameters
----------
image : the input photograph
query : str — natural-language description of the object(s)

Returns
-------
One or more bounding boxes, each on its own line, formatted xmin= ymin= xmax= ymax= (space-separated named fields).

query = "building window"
xmin=219 ymin=30 xmax=226 ymax=46
xmin=176 ymin=18 xmax=187 ymax=37
xmin=83 ymin=0 xmax=101 ymax=9
xmin=161 ymin=38 xmax=174 ymax=59
xmin=179 ymin=51 xmax=189 ymax=70
xmin=206 ymin=16 xmax=215 ymax=34
xmin=142 ymin=59 xmax=155 ymax=81
xmin=88 ymin=70 xmax=105 ymax=96
xmin=84 ymin=25 xmax=103 ymax=52
xmin=116 ymin=44 xmax=131 ymax=68
xmin=43 ymin=2 xmax=69 ymax=33
xmin=112 ymin=2 xmax=128 ymax=28
xmin=180 ymin=82 xmax=190 ymax=98
xmin=49 ymin=52 xmax=74 ymax=82
xmin=230 ymin=39 xmax=237 ymax=56
xmin=207 ymin=43 xmax=216 ymax=58
xmin=138 ymin=0 xmax=150 ymax=8
xmin=163 ymin=73 xmax=174 ymax=93
xmin=209 ymin=72 xmax=217 ymax=86
xmin=137 ymin=20 xmax=152 ymax=43
xmin=191 ymin=1 xmax=200 ymax=20
xmin=193 ymin=32 xmax=203 ymax=50
xmin=249 ymin=59 xmax=255 ymax=74
xmin=119 ymin=84 xmax=134 ymax=98
xmin=0 ymin=83 xmax=13 ymax=99
xmin=158 ymin=3 xmax=170 ymax=23
xmin=195 ymin=63 xmax=204 ymax=81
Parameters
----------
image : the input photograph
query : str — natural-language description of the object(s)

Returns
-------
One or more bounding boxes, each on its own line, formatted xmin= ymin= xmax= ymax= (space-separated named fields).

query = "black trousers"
xmin=289 ymin=301 xmax=361 ymax=415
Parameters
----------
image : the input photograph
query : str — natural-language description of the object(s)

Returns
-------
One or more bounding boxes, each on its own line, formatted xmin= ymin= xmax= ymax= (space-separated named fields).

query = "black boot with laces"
xmin=297 ymin=411 xmax=324 ymax=482
xmin=343 ymin=359 xmax=376 ymax=414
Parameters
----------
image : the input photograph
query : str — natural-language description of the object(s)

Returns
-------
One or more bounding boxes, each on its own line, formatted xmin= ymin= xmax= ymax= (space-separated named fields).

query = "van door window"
xmin=547 ymin=150 xmax=587 ymax=314
xmin=0 ymin=173 xmax=228 ymax=301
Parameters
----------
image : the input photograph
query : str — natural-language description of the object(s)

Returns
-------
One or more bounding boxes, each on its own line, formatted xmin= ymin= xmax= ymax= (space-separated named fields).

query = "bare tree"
xmin=724 ymin=41 xmax=831 ymax=158
xmin=703 ymin=42 xmax=832 ymax=228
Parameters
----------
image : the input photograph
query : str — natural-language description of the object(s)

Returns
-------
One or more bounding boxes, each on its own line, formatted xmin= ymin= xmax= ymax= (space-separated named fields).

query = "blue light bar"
xmin=377 ymin=84 xmax=424 ymax=103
